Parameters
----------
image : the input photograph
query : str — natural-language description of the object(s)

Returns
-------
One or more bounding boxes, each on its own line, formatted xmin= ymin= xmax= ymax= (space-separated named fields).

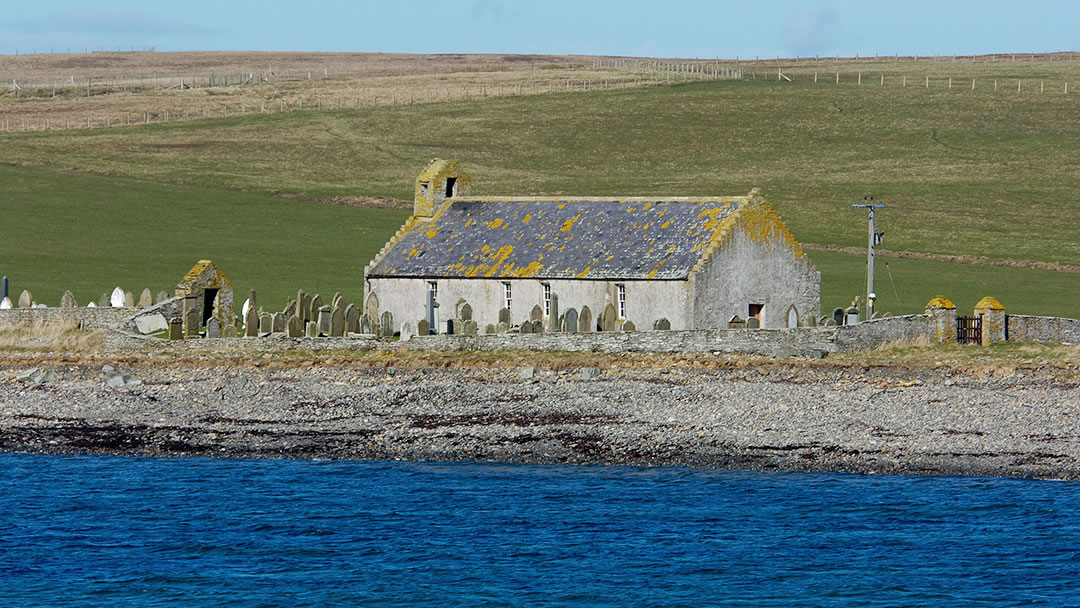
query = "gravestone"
xmin=287 ymin=315 xmax=304 ymax=337
xmin=168 ymin=318 xmax=183 ymax=340
xmin=185 ymin=310 xmax=200 ymax=337
xmin=206 ymin=317 xmax=221 ymax=339
xmin=399 ymin=321 xmax=416 ymax=342
xmin=245 ymin=304 xmax=259 ymax=337
xmin=241 ymin=298 xmax=251 ymax=322
xmin=653 ymin=318 xmax=671 ymax=331
xmin=485 ymin=323 xmax=496 ymax=334
xmin=97 ymin=293 xmax=109 ymax=308
xmin=332 ymin=292 xmax=344 ymax=310
xmin=530 ymin=304 xmax=544 ymax=322
xmin=498 ymin=308 xmax=511 ymax=325
xmin=306 ymin=321 xmax=319 ymax=337
xmin=345 ymin=305 xmax=360 ymax=334
xmin=222 ymin=324 xmax=237 ymax=338
xmin=832 ymin=307 xmax=845 ymax=326
xmin=600 ymin=303 xmax=617 ymax=332
xmin=564 ymin=308 xmax=579 ymax=333
xmin=548 ymin=295 xmax=560 ymax=332
xmin=60 ymin=291 xmax=77 ymax=308
xmin=746 ymin=317 xmax=760 ymax=329
xmin=309 ymin=295 xmax=324 ymax=322
xmin=728 ymin=315 xmax=746 ymax=329
xmin=272 ymin=312 xmax=286 ymax=333
xmin=139 ymin=288 xmax=153 ymax=308
xmin=417 ymin=319 xmax=430 ymax=336
xmin=497 ymin=321 xmax=508 ymax=333
xmin=259 ymin=312 xmax=272 ymax=334
xmin=622 ymin=320 xmax=636 ymax=332
xmin=18 ymin=290 xmax=32 ymax=308
xmin=0 ymin=276 xmax=6 ymax=300
xmin=296 ymin=290 xmax=306 ymax=320
xmin=317 ymin=306 xmax=332 ymax=335
xmin=284 ymin=299 xmax=297 ymax=318
xmin=532 ymin=320 xmax=544 ymax=334
xmin=380 ymin=311 xmax=395 ymax=338
xmin=462 ymin=320 xmax=478 ymax=336
xmin=578 ymin=306 xmax=593 ymax=333
xmin=364 ymin=293 xmax=379 ymax=326
xmin=330 ymin=307 xmax=345 ymax=337
xmin=445 ymin=319 xmax=455 ymax=335
xmin=154 ymin=290 xmax=168 ymax=304
xmin=110 ymin=287 xmax=125 ymax=308
xmin=0 ymin=297 xmax=11 ymax=310
xmin=247 ymin=288 xmax=257 ymax=314
xmin=360 ymin=314 xmax=372 ymax=334
xmin=124 ymin=291 xmax=135 ymax=308
xmin=520 ymin=320 xmax=533 ymax=334
xmin=459 ymin=302 xmax=473 ymax=322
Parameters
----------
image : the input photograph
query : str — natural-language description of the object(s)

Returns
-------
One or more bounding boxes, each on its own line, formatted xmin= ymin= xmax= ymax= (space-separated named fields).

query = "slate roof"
xmin=367 ymin=197 xmax=747 ymax=280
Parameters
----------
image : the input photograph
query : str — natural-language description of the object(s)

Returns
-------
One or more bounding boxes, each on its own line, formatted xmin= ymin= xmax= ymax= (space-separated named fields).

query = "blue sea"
xmin=2 ymin=453 xmax=1079 ymax=607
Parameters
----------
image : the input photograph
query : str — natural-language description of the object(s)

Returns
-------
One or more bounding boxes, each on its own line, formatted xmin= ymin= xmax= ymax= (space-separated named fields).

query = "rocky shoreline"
xmin=2 ymin=358 xmax=1079 ymax=479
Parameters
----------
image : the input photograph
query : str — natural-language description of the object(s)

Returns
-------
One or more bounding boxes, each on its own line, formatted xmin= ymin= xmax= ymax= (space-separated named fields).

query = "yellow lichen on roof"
xmin=561 ymin=214 xmax=582 ymax=232
xmin=974 ymin=296 xmax=1006 ymax=311
xmin=488 ymin=218 xmax=504 ymax=229
xmin=926 ymin=296 xmax=956 ymax=310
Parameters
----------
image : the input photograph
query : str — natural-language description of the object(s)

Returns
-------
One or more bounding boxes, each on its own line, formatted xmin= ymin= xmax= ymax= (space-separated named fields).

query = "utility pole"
xmin=851 ymin=197 xmax=885 ymax=321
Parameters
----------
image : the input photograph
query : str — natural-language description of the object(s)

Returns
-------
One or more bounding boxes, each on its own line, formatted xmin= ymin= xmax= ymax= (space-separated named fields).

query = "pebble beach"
xmin=2 ymin=357 xmax=1078 ymax=479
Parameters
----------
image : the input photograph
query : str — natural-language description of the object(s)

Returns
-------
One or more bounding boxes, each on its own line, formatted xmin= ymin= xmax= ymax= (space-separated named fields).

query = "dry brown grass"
xmin=0 ymin=321 xmax=105 ymax=352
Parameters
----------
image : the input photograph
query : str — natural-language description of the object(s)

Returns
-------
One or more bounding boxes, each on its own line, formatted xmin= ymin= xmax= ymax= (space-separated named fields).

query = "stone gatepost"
xmin=974 ymin=296 xmax=1006 ymax=345
xmin=925 ymin=296 xmax=957 ymax=344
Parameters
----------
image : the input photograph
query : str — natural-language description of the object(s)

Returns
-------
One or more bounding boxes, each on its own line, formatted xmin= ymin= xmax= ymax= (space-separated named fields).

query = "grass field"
xmin=0 ymin=54 xmax=1077 ymax=318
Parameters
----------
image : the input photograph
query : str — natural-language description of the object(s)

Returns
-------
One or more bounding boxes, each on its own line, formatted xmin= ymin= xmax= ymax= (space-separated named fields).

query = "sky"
xmin=2 ymin=0 xmax=1077 ymax=59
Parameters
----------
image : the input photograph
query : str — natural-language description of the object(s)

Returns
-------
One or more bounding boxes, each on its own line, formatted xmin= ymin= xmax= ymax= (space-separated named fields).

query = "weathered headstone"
xmin=206 ymin=317 xmax=221 ymax=339
xmin=498 ymin=307 xmax=511 ymax=325
xmin=317 ymin=306 xmax=332 ymax=335
xmin=185 ymin=310 xmax=200 ymax=337
xmin=380 ymin=311 xmax=395 ymax=338
xmin=600 ymin=303 xmax=617 ymax=332
xmin=331 ymin=292 xmax=344 ymax=311
xmin=548 ymin=294 xmax=560 ymax=332
xmin=417 ymin=319 xmax=430 ymax=336
xmin=295 ymin=289 xmax=306 ymax=320
xmin=305 ymin=321 xmax=319 ymax=337
xmin=564 ymin=308 xmax=579 ymax=333
xmin=259 ymin=312 xmax=272 ymax=334
xmin=579 ymin=306 xmax=593 ymax=333
xmin=287 ymin=315 xmax=304 ymax=337
xmin=399 ymin=321 xmax=416 ymax=341
xmin=364 ymin=293 xmax=379 ymax=326
xmin=222 ymin=324 xmax=237 ymax=338
xmin=520 ymin=320 xmax=533 ymax=334
xmin=462 ymin=320 xmax=478 ymax=336
xmin=247 ymin=288 xmax=257 ymax=313
xmin=497 ymin=322 xmax=508 ymax=333
xmin=60 ymin=291 xmax=77 ymax=308
xmin=18 ymin=290 xmax=32 ymax=308
xmin=530 ymin=304 xmax=544 ymax=322
xmin=97 ymin=293 xmax=109 ymax=308
xmin=109 ymin=287 xmax=125 ymax=308
xmin=622 ymin=320 xmax=636 ymax=332
xmin=124 ymin=291 xmax=135 ymax=308
xmin=85 ymin=301 xmax=96 ymax=308
xmin=532 ymin=320 xmax=544 ymax=334
xmin=0 ymin=276 xmax=6 ymax=300
xmin=485 ymin=323 xmax=496 ymax=334
xmin=138 ymin=288 xmax=153 ymax=308
xmin=459 ymin=302 xmax=473 ymax=322
xmin=746 ymin=317 xmax=760 ymax=329
xmin=728 ymin=315 xmax=746 ymax=329
xmin=360 ymin=314 xmax=372 ymax=334
xmin=245 ymin=304 xmax=258 ymax=337
xmin=653 ymin=318 xmax=671 ymax=331
xmin=284 ymin=299 xmax=297 ymax=318
xmin=832 ymin=307 xmax=845 ymax=326
xmin=272 ymin=312 xmax=286 ymax=333
xmin=168 ymin=318 xmax=183 ymax=340
xmin=156 ymin=290 xmax=170 ymax=304
xmin=330 ymin=307 xmax=345 ymax=337
xmin=0 ymin=297 xmax=12 ymax=310
xmin=445 ymin=319 xmax=455 ymax=335
xmin=345 ymin=304 xmax=360 ymax=333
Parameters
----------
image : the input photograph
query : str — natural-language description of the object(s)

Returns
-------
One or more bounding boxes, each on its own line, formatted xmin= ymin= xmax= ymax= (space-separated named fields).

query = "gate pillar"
xmin=925 ymin=296 xmax=957 ymax=344
xmin=974 ymin=296 xmax=1006 ymax=346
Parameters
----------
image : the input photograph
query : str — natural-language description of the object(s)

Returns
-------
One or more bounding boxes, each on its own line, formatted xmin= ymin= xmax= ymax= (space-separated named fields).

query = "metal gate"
xmin=957 ymin=315 xmax=982 ymax=345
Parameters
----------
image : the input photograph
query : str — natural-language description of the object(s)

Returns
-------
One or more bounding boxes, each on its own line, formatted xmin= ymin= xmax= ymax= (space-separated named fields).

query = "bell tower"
xmin=414 ymin=159 xmax=471 ymax=218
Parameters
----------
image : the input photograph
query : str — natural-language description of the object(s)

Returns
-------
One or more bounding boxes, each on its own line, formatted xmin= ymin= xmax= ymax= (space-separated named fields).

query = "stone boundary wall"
xmin=1007 ymin=315 xmax=1080 ymax=345
xmin=0 ymin=307 xmax=133 ymax=330
xmin=102 ymin=312 xmax=1078 ymax=355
